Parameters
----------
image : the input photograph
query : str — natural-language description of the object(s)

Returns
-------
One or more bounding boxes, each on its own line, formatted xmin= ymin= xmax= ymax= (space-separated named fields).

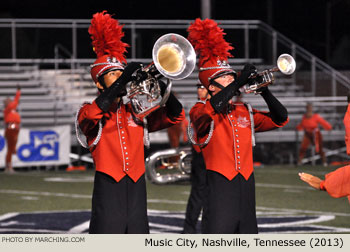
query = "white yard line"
xmin=256 ymin=169 xmax=328 ymax=176
xmin=149 ymin=222 xmax=183 ymax=231
xmin=256 ymin=183 xmax=314 ymax=190
xmin=0 ymin=189 xmax=91 ymax=199
xmin=0 ymin=213 xmax=19 ymax=221
xmin=0 ymin=228 xmax=65 ymax=233
xmin=44 ymin=177 xmax=94 ymax=182
xmin=68 ymin=221 xmax=90 ymax=233
xmin=0 ymin=189 xmax=188 ymax=204
xmin=147 ymin=199 xmax=187 ymax=204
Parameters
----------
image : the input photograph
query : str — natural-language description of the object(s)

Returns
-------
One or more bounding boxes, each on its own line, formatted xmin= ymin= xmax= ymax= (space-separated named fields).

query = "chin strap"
xmin=210 ymin=80 xmax=225 ymax=90
xmin=209 ymin=80 xmax=241 ymax=113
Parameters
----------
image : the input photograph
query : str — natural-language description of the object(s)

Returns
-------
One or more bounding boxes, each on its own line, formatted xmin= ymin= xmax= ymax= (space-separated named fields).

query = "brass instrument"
xmin=244 ymin=54 xmax=296 ymax=94
xmin=126 ymin=33 xmax=196 ymax=120
xmin=145 ymin=147 xmax=192 ymax=184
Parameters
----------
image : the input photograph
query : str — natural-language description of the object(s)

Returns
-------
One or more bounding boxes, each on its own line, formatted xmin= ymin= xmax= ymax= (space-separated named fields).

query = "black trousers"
xmin=183 ymin=148 xmax=208 ymax=233
xmin=202 ymin=171 xmax=258 ymax=234
xmin=89 ymin=172 xmax=149 ymax=234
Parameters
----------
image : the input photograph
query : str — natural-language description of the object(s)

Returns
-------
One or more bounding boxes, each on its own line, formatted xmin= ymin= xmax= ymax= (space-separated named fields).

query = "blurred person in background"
xmin=166 ymin=92 xmax=189 ymax=164
xmin=183 ymin=83 xmax=210 ymax=233
xmin=296 ymin=102 xmax=332 ymax=166
xmin=3 ymin=85 xmax=21 ymax=173
xmin=76 ymin=11 xmax=185 ymax=234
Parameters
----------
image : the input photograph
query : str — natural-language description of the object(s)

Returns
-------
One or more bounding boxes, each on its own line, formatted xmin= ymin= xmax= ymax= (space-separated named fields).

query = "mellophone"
xmin=126 ymin=33 xmax=196 ymax=120
xmin=129 ymin=34 xmax=296 ymax=183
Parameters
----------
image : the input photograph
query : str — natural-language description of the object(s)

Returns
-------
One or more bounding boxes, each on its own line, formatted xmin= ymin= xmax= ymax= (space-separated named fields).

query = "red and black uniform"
xmin=187 ymin=18 xmax=289 ymax=233
xmin=190 ymin=99 xmax=288 ymax=233
xmin=3 ymin=89 xmax=21 ymax=167
xmin=78 ymin=100 xmax=185 ymax=182
xmin=78 ymin=100 xmax=185 ymax=233
xmin=296 ymin=113 xmax=332 ymax=164
xmin=80 ymin=11 xmax=186 ymax=233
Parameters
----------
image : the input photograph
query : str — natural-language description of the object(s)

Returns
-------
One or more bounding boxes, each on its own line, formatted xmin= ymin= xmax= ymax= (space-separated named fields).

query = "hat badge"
xmin=108 ymin=57 xmax=117 ymax=63
xmin=217 ymin=59 xmax=228 ymax=67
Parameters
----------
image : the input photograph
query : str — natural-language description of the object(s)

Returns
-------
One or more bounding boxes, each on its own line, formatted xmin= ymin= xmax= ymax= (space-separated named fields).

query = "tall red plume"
xmin=187 ymin=18 xmax=234 ymax=66
xmin=88 ymin=11 xmax=129 ymax=63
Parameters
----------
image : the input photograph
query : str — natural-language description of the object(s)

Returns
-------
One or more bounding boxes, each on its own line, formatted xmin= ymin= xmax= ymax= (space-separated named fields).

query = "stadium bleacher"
xmin=0 ymin=62 xmax=348 ymax=146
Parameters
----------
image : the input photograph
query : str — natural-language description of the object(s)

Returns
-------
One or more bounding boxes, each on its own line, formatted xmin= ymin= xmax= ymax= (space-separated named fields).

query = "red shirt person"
xmin=187 ymin=18 xmax=289 ymax=234
xmin=299 ymin=96 xmax=350 ymax=203
xmin=296 ymin=103 xmax=332 ymax=166
xmin=76 ymin=11 xmax=185 ymax=234
xmin=3 ymin=87 xmax=21 ymax=173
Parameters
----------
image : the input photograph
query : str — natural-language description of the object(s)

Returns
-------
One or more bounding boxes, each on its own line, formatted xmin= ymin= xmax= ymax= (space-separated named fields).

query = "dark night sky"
xmin=1 ymin=0 xmax=350 ymax=68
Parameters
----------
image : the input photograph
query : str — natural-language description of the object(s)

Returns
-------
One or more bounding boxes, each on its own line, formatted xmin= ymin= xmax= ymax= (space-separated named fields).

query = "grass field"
xmin=0 ymin=164 xmax=349 ymax=233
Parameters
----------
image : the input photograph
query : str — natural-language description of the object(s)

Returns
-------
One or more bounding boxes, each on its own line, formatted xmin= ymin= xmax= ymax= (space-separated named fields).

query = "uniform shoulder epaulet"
xmin=75 ymin=101 xmax=103 ymax=149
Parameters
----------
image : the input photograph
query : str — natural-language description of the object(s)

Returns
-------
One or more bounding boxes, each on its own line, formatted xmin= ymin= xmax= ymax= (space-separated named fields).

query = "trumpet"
xmin=243 ymin=54 xmax=296 ymax=94
xmin=126 ymin=33 xmax=196 ymax=120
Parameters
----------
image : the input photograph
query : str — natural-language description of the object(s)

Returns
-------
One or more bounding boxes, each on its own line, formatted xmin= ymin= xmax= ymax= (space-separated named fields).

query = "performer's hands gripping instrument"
xmin=126 ymin=33 xmax=196 ymax=120
xmin=243 ymin=54 xmax=296 ymax=94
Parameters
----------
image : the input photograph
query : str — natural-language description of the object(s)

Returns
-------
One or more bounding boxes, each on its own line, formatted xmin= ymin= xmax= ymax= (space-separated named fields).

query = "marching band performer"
xmin=76 ymin=11 xmax=185 ymax=233
xmin=296 ymin=102 xmax=332 ymax=166
xmin=187 ymin=18 xmax=289 ymax=233
xmin=3 ymin=85 xmax=21 ymax=173
xmin=183 ymin=83 xmax=210 ymax=234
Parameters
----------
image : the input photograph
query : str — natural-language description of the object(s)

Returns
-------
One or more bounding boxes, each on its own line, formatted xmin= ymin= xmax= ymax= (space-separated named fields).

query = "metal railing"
xmin=0 ymin=18 xmax=349 ymax=96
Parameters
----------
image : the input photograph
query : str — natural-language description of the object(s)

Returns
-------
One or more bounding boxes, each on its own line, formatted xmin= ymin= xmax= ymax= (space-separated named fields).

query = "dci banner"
xmin=0 ymin=125 xmax=71 ymax=168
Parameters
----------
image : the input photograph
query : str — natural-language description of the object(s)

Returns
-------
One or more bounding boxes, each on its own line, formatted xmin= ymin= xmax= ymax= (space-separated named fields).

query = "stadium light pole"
xmin=201 ymin=0 xmax=211 ymax=19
